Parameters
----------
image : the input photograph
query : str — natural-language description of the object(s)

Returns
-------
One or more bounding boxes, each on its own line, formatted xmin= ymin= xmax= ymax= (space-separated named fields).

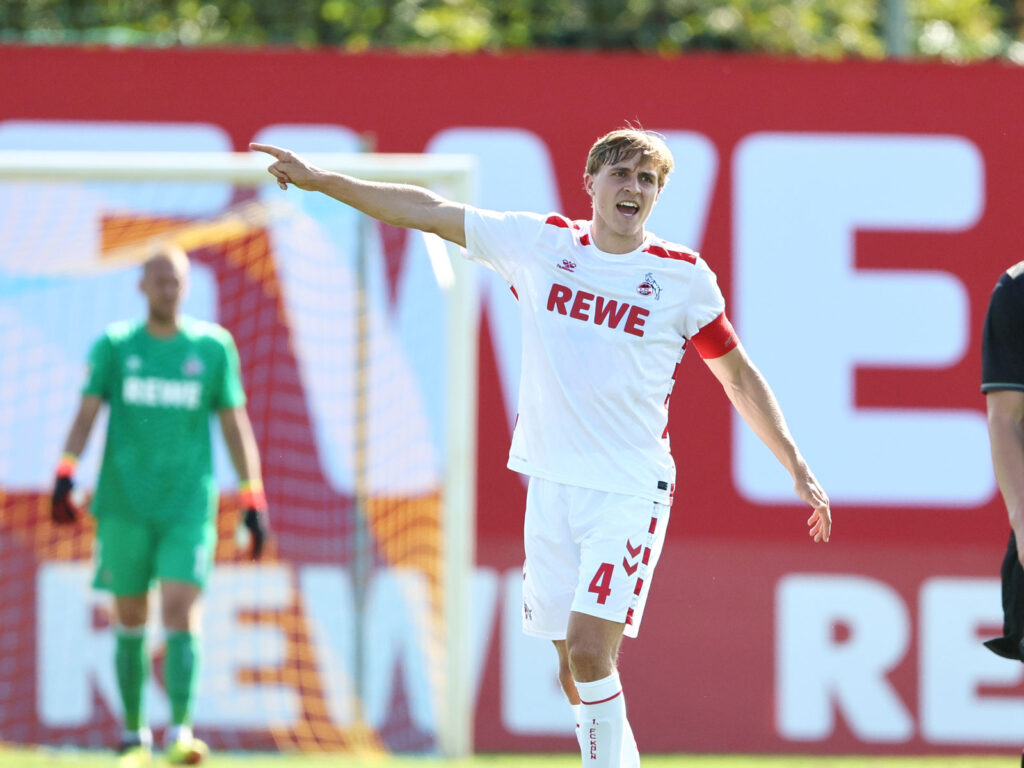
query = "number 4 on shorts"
xmin=588 ymin=562 xmax=614 ymax=604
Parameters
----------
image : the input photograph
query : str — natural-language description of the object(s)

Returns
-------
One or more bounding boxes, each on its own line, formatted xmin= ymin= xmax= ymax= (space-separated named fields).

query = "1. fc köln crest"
xmin=637 ymin=273 xmax=661 ymax=300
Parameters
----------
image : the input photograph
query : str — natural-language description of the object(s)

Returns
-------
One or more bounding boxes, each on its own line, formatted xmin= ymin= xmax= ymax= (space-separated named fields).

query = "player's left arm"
xmin=987 ymin=389 xmax=1024 ymax=565
xmin=703 ymin=344 xmax=831 ymax=543
xmin=51 ymin=394 xmax=104 ymax=524
xmin=219 ymin=406 xmax=268 ymax=559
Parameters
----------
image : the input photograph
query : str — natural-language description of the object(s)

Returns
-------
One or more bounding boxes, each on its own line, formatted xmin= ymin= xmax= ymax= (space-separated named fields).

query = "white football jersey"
xmin=465 ymin=207 xmax=733 ymax=503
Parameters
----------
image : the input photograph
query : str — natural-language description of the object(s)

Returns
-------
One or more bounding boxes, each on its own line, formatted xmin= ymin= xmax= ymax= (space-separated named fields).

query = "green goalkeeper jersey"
xmin=84 ymin=316 xmax=247 ymax=523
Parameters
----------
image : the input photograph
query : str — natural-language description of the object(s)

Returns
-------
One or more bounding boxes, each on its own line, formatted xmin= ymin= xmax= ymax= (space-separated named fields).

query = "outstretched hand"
xmin=794 ymin=466 xmax=831 ymax=543
xmin=250 ymin=143 xmax=321 ymax=192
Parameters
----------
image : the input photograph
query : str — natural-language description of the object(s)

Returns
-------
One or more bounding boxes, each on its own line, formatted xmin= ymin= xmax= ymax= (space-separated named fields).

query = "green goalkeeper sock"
xmin=164 ymin=631 xmax=201 ymax=726
xmin=114 ymin=627 xmax=149 ymax=732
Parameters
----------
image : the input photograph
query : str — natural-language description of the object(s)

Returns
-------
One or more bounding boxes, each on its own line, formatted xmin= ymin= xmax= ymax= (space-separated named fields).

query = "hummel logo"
xmin=557 ymin=259 xmax=577 ymax=272
xmin=623 ymin=539 xmax=642 ymax=576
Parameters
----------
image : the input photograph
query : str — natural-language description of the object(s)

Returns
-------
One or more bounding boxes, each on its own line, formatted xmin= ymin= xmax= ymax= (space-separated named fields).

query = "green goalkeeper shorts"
xmin=92 ymin=513 xmax=218 ymax=595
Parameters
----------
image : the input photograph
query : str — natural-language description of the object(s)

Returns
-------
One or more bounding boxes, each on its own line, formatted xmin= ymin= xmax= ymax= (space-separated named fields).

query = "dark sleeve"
xmin=982 ymin=267 xmax=1024 ymax=393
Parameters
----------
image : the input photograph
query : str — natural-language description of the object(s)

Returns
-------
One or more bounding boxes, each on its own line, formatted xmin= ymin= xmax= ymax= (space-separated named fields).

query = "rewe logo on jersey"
xmin=546 ymin=282 xmax=650 ymax=337
xmin=123 ymin=376 xmax=202 ymax=409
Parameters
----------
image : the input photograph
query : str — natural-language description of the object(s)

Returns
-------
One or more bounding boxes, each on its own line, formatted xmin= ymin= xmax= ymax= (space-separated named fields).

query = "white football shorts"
xmin=521 ymin=476 xmax=671 ymax=640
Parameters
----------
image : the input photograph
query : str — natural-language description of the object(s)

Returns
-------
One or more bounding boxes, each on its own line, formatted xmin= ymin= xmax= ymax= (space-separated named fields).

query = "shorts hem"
xmin=569 ymin=605 xmax=629 ymax=626
xmin=94 ymin=583 xmax=153 ymax=596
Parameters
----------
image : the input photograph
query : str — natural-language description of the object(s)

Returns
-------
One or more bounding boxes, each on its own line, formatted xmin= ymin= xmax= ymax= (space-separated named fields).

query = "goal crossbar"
xmin=0 ymin=150 xmax=476 ymax=186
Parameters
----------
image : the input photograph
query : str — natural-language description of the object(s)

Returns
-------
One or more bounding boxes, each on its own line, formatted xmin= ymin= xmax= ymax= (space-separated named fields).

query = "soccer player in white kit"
xmin=252 ymin=129 xmax=832 ymax=767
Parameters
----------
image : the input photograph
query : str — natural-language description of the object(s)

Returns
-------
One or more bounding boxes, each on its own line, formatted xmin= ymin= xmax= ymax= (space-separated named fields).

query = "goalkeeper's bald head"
xmin=143 ymin=242 xmax=190 ymax=278
xmin=140 ymin=243 xmax=190 ymax=325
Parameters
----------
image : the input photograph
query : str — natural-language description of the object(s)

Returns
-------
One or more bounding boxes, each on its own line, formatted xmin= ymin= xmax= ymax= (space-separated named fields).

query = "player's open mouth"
xmin=617 ymin=201 xmax=639 ymax=216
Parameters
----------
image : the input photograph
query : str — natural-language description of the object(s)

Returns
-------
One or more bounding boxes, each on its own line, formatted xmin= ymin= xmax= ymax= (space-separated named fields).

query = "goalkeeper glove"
xmin=51 ymin=454 xmax=82 ymax=525
xmin=238 ymin=480 xmax=269 ymax=560
xmin=241 ymin=508 xmax=269 ymax=560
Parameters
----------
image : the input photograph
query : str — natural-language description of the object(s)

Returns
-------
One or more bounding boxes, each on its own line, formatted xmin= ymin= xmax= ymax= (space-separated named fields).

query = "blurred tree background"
xmin=1 ymin=0 xmax=1023 ymax=62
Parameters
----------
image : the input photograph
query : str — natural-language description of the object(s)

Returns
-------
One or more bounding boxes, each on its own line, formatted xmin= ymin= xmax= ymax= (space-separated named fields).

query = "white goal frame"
xmin=0 ymin=150 xmax=479 ymax=759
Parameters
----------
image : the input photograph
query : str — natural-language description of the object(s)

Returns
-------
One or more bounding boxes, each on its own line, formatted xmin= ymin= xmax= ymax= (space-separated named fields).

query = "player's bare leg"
xmin=566 ymin=611 xmax=640 ymax=767
xmin=160 ymin=580 xmax=208 ymax=765
xmin=553 ymin=641 xmax=586 ymax=752
xmin=113 ymin=594 xmax=153 ymax=766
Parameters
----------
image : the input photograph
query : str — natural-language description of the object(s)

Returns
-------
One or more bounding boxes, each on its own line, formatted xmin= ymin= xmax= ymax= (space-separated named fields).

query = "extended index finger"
xmin=249 ymin=142 xmax=287 ymax=159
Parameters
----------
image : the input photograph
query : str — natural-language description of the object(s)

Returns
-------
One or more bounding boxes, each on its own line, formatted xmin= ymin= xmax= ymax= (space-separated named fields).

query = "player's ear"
xmin=583 ymin=172 xmax=595 ymax=198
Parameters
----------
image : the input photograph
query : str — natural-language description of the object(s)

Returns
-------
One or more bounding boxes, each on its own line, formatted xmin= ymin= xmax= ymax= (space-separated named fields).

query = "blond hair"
xmin=585 ymin=128 xmax=674 ymax=189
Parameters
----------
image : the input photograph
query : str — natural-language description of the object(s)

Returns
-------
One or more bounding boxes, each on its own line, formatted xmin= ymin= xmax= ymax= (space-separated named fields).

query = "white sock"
xmin=121 ymin=727 xmax=152 ymax=748
xmin=165 ymin=724 xmax=192 ymax=745
xmin=571 ymin=703 xmax=586 ymax=754
xmin=622 ymin=719 xmax=640 ymax=768
xmin=576 ymin=672 xmax=630 ymax=767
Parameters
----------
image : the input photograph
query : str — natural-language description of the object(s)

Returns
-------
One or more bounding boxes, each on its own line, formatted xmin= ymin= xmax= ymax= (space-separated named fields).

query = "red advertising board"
xmin=2 ymin=46 xmax=1023 ymax=754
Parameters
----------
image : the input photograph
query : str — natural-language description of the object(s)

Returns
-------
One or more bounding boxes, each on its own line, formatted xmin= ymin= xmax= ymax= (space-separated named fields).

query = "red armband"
xmin=690 ymin=312 xmax=739 ymax=360
xmin=56 ymin=453 xmax=78 ymax=479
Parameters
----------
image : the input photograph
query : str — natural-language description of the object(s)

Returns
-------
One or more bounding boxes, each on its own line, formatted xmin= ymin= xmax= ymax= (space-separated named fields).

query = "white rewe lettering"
xmin=735 ymin=133 xmax=989 ymax=506
xmin=919 ymin=578 xmax=1024 ymax=744
xmin=122 ymin=376 xmax=202 ymax=409
xmin=776 ymin=574 xmax=912 ymax=742
xmin=777 ymin=572 xmax=1024 ymax=746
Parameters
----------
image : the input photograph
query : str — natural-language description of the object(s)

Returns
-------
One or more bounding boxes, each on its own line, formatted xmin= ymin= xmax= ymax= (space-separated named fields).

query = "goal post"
xmin=0 ymin=150 xmax=478 ymax=759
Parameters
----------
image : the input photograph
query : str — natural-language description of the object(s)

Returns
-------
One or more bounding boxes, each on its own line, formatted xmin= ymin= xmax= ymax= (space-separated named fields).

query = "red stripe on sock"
xmin=580 ymin=689 xmax=623 ymax=706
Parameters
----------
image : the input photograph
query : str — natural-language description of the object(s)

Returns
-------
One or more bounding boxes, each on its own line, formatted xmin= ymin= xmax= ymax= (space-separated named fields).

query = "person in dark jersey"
xmin=51 ymin=244 xmax=269 ymax=766
xmin=982 ymin=262 xmax=1024 ymax=661
xmin=980 ymin=262 xmax=1024 ymax=768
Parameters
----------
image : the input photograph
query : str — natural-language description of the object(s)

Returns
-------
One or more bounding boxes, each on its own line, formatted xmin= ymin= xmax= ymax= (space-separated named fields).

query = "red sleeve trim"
xmin=691 ymin=312 xmax=739 ymax=359
xmin=644 ymin=243 xmax=697 ymax=264
xmin=545 ymin=214 xmax=580 ymax=230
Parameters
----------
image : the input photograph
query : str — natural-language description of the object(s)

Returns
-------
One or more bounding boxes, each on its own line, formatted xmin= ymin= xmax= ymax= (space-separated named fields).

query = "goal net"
xmin=0 ymin=151 xmax=478 ymax=758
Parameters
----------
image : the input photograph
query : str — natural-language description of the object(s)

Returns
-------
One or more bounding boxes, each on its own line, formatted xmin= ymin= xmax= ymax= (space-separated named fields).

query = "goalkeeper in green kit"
xmin=50 ymin=244 xmax=269 ymax=767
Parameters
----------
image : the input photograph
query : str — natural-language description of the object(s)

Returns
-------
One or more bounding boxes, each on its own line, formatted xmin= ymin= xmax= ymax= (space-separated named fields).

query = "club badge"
xmin=637 ymin=272 xmax=661 ymax=300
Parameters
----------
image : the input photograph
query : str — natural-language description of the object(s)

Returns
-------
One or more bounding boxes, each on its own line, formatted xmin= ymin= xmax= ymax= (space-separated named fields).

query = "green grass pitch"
xmin=0 ymin=745 xmax=1016 ymax=768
